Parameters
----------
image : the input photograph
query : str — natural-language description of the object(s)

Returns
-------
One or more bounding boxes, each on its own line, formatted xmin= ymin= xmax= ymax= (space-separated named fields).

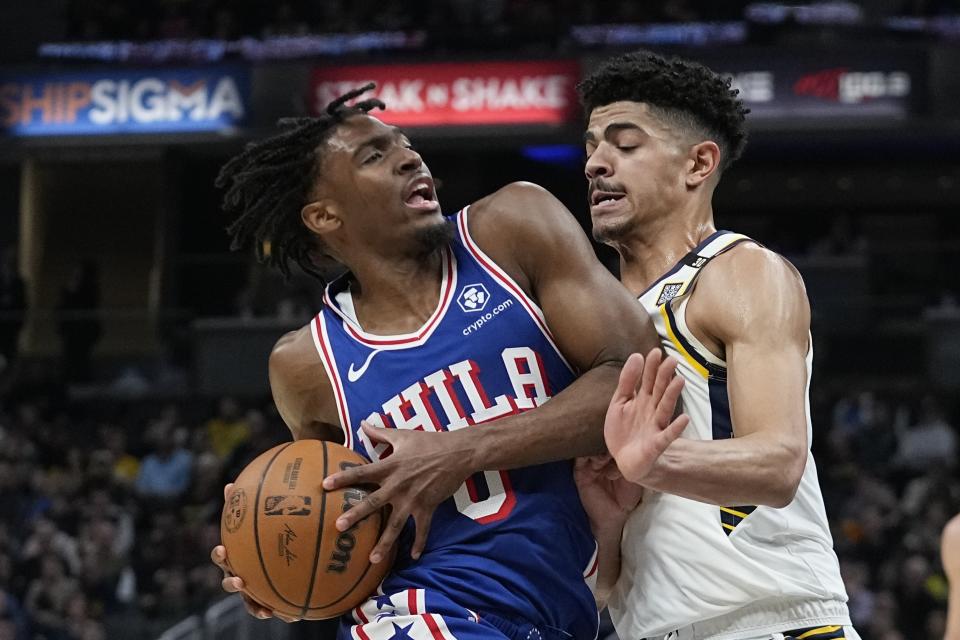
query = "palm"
xmin=604 ymin=350 xmax=690 ymax=484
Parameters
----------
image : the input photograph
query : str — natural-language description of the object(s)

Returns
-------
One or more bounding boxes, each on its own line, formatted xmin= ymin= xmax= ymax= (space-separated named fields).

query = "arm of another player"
xmin=944 ymin=514 xmax=960 ymax=640
xmin=615 ymin=245 xmax=811 ymax=507
xmin=325 ymin=182 xmax=674 ymax=560
xmin=212 ymin=326 xmax=342 ymax=622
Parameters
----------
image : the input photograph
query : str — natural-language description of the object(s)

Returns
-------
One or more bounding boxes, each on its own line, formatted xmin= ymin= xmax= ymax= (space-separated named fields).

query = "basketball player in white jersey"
xmin=574 ymin=51 xmax=858 ymax=640
xmin=943 ymin=514 xmax=960 ymax=640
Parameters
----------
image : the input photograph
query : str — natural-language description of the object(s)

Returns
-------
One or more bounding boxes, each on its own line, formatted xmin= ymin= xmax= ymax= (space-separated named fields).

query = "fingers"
xmin=603 ymin=463 xmax=624 ymax=481
xmin=659 ymin=413 xmax=690 ymax=446
xmin=323 ymin=425 xmax=393 ymax=491
xmin=588 ymin=453 xmax=612 ymax=471
xmin=334 ymin=486 xmax=388 ymax=532
xmin=370 ymin=509 xmax=406 ymax=565
xmin=240 ymin=593 xmax=275 ymax=620
xmin=612 ymin=353 xmax=645 ymax=404
xmin=210 ymin=545 xmax=229 ymax=572
xmin=654 ymin=374 xmax=686 ymax=427
xmin=638 ymin=348 xmax=662 ymax=396
xmin=409 ymin=510 xmax=433 ymax=561
xmin=221 ymin=575 xmax=244 ymax=593
xmin=650 ymin=355 xmax=679 ymax=405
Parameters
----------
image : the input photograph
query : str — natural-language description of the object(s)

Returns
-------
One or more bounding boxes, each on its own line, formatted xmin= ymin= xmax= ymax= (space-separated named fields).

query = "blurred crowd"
xmin=62 ymin=0 xmax=960 ymax=44
xmin=0 ymin=392 xmax=287 ymax=640
xmin=815 ymin=390 xmax=958 ymax=639
xmin=0 ymin=377 xmax=955 ymax=639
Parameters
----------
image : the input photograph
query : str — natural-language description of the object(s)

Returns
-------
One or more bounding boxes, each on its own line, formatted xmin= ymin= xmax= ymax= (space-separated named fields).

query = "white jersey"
xmin=609 ymin=231 xmax=850 ymax=640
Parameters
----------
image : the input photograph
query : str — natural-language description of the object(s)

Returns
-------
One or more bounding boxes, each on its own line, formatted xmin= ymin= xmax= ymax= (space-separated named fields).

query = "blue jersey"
xmin=311 ymin=207 xmax=599 ymax=639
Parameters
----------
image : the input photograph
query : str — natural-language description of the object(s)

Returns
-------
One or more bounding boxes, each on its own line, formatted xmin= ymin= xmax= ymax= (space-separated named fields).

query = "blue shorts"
xmin=338 ymin=588 xmax=576 ymax=640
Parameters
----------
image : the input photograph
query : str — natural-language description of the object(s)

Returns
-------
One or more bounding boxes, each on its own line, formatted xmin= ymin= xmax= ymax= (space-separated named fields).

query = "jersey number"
xmin=453 ymin=470 xmax=516 ymax=524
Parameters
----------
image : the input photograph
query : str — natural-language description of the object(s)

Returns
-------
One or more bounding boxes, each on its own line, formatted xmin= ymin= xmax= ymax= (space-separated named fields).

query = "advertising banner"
xmin=0 ymin=66 xmax=249 ymax=136
xmin=717 ymin=50 xmax=925 ymax=119
xmin=311 ymin=61 xmax=580 ymax=127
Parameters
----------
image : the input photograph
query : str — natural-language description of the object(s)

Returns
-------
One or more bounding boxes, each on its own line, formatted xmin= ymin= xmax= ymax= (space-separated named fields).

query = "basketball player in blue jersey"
xmin=573 ymin=51 xmax=860 ymax=640
xmin=209 ymin=85 xmax=688 ymax=640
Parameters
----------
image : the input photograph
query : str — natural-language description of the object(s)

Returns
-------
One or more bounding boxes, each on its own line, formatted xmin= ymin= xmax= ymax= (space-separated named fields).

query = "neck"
xmin=344 ymin=248 xmax=446 ymax=334
xmin=612 ymin=203 xmax=716 ymax=296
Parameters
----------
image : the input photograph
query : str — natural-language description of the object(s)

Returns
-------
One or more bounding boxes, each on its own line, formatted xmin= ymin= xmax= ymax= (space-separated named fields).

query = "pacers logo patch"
xmin=656 ymin=282 xmax=683 ymax=306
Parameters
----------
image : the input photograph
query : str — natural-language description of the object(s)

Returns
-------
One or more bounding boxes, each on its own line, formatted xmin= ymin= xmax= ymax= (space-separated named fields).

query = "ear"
xmin=686 ymin=140 xmax=721 ymax=188
xmin=300 ymin=199 xmax=341 ymax=237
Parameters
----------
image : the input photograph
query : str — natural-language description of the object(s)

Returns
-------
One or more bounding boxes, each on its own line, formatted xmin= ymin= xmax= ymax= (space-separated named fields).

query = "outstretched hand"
xmin=321 ymin=423 xmax=474 ymax=564
xmin=604 ymin=349 xmax=689 ymax=485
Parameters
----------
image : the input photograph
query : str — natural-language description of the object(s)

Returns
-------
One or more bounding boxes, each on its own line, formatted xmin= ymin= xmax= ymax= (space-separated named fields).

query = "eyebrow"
xmin=353 ymin=127 xmax=409 ymax=159
xmin=583 ymin=121 xmax=644 ymax=143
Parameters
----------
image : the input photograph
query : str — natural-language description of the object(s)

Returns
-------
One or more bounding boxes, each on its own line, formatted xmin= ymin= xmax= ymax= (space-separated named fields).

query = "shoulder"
xmin=268 ymin=323 xmax=340 ymax=440
xmin=268 ymin=324 xmax=323 ymax=386
xmin=691 ymin=241 xmax=809 ymax=342
xmin=465 ymin=182 xmax=593 ymax=286
xmin=468 ymin=181 xmax=580 ymax=238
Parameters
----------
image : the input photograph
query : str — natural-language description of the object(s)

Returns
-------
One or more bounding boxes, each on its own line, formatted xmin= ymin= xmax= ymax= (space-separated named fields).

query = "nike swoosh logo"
xmin=347 ymin=349 xmax=383 ymax=382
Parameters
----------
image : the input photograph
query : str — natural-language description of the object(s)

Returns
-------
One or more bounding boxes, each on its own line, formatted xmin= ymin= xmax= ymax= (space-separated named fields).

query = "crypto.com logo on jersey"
xmin=310 ymin=60 xmax=580 ymax=127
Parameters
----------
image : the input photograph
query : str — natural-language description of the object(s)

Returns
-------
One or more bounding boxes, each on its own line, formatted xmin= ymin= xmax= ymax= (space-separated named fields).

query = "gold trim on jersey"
xmin=659 ymin=305 xmax=708 ymax=379
xmin=790 ymin=625 xmax=845 ymax=639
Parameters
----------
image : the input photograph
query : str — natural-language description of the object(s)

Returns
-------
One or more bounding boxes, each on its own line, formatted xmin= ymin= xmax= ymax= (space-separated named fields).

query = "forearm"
xmin=637 ymin=433 xmax=805 ymax=507
xmin=465 ymin=362 xmax=619 ymax=471
xmin=590 ymin=523 xmax=625 ymax=608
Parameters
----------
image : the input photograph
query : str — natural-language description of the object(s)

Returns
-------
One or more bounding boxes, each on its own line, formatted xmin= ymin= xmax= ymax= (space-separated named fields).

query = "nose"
xmin=584 ymin=145 xmax=612 ymax=180
xmin=396 ymin=147 xmax=423 ymax=175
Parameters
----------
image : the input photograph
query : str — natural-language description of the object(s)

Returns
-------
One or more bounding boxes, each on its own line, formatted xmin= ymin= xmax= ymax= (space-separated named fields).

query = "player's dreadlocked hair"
xmin=216 ymin=83 xmax=385 ymax=280
xmin=577 ymin=50 xmax=749 ymax=171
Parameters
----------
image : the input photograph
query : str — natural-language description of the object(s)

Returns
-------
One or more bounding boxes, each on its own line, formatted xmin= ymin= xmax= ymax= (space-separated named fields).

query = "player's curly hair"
xmin=577 ymin=50 xmax=749 ymax=171
xmin=216 ymin=83 xmax=384 ymax=280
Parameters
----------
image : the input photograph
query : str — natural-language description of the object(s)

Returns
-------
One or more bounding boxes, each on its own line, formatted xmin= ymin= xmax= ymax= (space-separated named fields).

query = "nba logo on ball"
xmin=264 ymin=495 xmax=312 ymax=516
xmin=457 ymin=283 xmax=490 ymax=313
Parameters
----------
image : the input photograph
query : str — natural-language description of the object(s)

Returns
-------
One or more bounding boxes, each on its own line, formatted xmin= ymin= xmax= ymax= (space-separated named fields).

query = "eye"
xmin=362 ymin=151 xmax=383 ymax=165
xmin=617 ymin=145 xmax=638 ymax=152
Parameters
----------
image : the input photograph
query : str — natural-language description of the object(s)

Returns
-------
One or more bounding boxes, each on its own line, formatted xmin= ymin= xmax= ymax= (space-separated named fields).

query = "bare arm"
xmin=619 ymin=244 xmax=810 ymax=507
xmin=327 ymin=182 xmax=662 ymax=557
xmin=458 ymin=182 xmax=662 ymax=468
xmin=945 ymin=514 xmax=960 ymax=640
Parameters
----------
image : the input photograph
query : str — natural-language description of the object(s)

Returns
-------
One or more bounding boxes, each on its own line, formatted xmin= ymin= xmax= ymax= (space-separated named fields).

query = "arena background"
xmin=1 ymin=1 xmax=960 ymax=639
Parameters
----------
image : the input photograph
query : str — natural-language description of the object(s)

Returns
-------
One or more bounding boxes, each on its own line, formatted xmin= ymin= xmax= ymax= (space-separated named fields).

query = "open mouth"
xmin=403 ymin=176 xmax=439 ymax=210
xmin=590 ymin=190 xmax=627 ymax=209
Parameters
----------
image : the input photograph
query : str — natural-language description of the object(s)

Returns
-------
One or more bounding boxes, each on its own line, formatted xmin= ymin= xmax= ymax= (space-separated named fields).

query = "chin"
xmin=412 ymin=217 xmax=455 ymax=257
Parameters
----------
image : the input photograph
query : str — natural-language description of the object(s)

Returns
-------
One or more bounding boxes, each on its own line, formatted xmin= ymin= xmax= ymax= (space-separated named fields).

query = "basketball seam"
xmin=252 ymin=442 xmax=303 ymax=611
xmin=301 ymin=440 xmax=329 ymax=617
xmin=303 ymin=507 xmax=385 ymax=610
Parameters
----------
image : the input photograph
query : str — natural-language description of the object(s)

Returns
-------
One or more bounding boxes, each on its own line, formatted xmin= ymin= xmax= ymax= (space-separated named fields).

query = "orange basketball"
xmin=220 ymin=439 xmax=391 ymax=620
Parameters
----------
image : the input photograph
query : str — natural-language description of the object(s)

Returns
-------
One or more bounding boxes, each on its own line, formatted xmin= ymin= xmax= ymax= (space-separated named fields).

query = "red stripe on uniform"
xmin=423 ymin=614 xmax=447 ymax=640
xmin=355 ymin=625 xmax=372 ymax=640
xmin=407 ymin=589 xmax=418 ymax=614
xmin=584 ymin=551 xmax=600 ymax=578
xmin=314 ymin=314 xmax=352 ymax=449
xmin=354 ymin=604 xmax=369 ymax=624
xmin=325 ymin=250 xmax=455 ymax=347
xmin=456 ymin=210 xmax=561 ymax=352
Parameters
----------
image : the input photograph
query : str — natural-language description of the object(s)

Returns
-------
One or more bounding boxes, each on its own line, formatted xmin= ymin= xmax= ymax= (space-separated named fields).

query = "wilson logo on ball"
xmin=264 ymin=495 xmax=312 ymax=516
xmin=457 ymin=283 xmax=490 ymax=313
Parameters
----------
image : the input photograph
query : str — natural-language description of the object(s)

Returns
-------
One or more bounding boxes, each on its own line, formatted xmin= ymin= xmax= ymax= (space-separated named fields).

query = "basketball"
xmin=220 ymin=439 xmax=390 ymax=620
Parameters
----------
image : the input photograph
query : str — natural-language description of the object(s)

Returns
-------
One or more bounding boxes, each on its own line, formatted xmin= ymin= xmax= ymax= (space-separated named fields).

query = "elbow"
xmin=764 ymin=443 xmax=806 ymax=508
